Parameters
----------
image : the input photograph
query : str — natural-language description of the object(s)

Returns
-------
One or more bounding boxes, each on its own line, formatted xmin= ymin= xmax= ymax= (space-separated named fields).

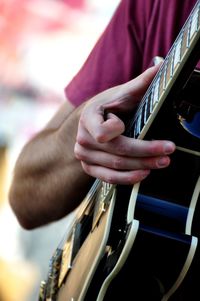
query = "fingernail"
xmin=164 ymin=142 xmax=175 ymax=154
xmin=157 ymin=157 xmax=169 ymax=167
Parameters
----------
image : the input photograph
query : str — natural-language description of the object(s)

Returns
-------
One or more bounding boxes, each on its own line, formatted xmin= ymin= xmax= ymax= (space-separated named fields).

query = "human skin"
xmin=9 ymin=65 xmax=175 ymax=229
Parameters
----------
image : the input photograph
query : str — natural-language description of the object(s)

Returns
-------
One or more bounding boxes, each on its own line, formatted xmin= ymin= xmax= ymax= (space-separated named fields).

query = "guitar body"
xmin=39 ymin=2 xmax=200 ymax=301
xmin=97 ymin=80 xmax=200 ymax=300
xmin=43 ymin=72 xmax=200 ymax=301
xmin=94 ymin=72 xmax=200 ymax=301
xmin=80 ymin=77 xmax=200 ymax=300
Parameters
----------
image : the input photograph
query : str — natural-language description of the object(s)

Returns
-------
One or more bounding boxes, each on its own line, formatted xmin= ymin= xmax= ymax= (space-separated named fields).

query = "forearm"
xmin=9 ymin=103 xmax=93 ymax=229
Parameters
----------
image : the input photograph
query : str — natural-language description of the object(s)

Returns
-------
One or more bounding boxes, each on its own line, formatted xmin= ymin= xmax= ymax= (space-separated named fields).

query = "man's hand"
xmin=74 ymin=66 xmax=176 ymax=184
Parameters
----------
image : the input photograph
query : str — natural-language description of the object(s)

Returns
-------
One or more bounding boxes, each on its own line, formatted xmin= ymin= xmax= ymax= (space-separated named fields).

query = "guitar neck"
xmin=126 ymin=0 xmax=200 ymax=139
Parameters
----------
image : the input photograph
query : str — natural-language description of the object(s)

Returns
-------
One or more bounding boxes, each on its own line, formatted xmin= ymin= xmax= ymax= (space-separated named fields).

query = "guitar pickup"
xmin=58 ymin=210 xmax=94 ymax=287
xmin=92 ymin=182 xmax=115 ymax=230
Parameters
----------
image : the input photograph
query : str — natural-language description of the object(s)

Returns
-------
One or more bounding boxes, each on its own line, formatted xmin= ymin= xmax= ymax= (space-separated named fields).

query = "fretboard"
xmin=127 ymin=0 xmax=200 ymax=139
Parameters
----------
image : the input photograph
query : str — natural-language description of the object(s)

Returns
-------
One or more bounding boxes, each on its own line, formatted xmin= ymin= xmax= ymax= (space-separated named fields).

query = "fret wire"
xmin=134 ymin=90 xmax=150 ymax=121
xmin=165 ymin=53 xmax=174 ymax=89
xmin=170 ymin=48 xmax=176 ymax=78
xmin=138 ymin=118 xmax=141 ymax=135
xmin=138 ymin=113 xmax=142 ymax=133
xmin=152 ymin=78 xmax=160 ymax=107
xmin=139 ymin=102 xmax=146 ymax=129
xmin=181 ymin=22 xmax=190 ymax=58
xmin=173 ymin=34 xmax=183 ymax=71
xmin=189 ymin=7 xmax=199 ymax=42
xmin=135 ymin=114 xmax=139 ymax=136
xmin=144 ymin=99 xmax=148 ymax=124
xmin=147 ymin=90 xmax=152 ymax=118
xmin=142 ymin=91 xmax=152 ymax=125
xmin=141 ymin=102 xmax=147 ymax=126
xmin=135 ymin=116 xmax=140 ymax=137
xmin=162 ymin=58 xmax=169 ymax=91
xmin=187 ymin=14 xmax=193 ymax=48
xmin=150 ymin=88 xmax=154 ymax=114
xmin=198 ymin=4 xmax=200 ymax=27
xmin=158 ymin=65 xmax=166 ymax=98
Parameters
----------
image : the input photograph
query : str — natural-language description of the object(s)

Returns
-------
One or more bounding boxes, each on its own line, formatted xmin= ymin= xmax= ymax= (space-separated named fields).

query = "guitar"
xmin=39 ymin=1 xmax=200 ymax=300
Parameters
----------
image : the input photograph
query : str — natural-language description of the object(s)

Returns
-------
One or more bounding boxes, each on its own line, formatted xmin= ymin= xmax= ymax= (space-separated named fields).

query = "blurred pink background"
xmin=0 ymin=1 xmax=119 ymax=301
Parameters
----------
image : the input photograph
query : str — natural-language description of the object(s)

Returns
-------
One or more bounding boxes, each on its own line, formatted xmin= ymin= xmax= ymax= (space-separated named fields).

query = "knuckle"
xmin=104 ymin=176 xmax=116 ymax=184
xmin=94 ymin=130 xmax=107 ymax=143
xmin=147 ymin=144 xmax=157 ymax=156
xmin=144 ymin=158 xmax=158 ymax=169
xmin=148 ymin=141 xmax=164 ymax=155
xmin=74 ymin=144 xmax=86 ymax=161
xmin=76 ymin=134 xmax=89 ymax=147
xmin=115 ymin=142 xmax=128 ymax=156
xmin=112 ymin=157 xmax=123 ymax=169
xmin=129 ymin=170 xmax=150 ymax=184
xmin=142 ymin=157 xmax=154 ymax=168
xmin=128 ymin=172 xmax=141 ymax=184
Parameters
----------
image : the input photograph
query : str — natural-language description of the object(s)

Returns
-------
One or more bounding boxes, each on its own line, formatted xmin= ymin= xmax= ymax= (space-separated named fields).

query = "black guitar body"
xmin=84 ymin=71 xmax=200 ymax=300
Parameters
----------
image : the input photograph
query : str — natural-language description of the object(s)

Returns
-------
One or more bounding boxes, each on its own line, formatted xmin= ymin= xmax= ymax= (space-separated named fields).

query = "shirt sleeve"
xmin=65 ymin=0 xmax=146 ymax=107
xmin=65 ymin=0 xmax=198 ymax=107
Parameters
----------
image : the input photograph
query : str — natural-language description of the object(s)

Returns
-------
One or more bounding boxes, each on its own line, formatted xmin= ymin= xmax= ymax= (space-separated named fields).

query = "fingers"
xmin=80 ymin=65 xmax=160 ymax=143
xmin=107 ymin=137 xmax=175 ymax=157
xmin=75 ymin=143 xmax=171 ymax=170
xmin=124 ymin=64 xmax=160 ymax=100
xmin=81 ymin=162 xmax=151 ymax=185
xmin=76 ymin=128 xmax=175 ymax=158
xmin=74 ymin=65 xmax=175 ymax=185
xmin=74 ymin=138 xmax=175 ymax=185
xmin=79 ymin=112 xmax=125 ymax=143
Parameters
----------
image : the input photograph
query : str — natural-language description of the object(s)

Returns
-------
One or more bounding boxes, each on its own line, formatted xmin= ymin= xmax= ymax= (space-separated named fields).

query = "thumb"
xmin=125 ymin=64 xmax=160 ymax=100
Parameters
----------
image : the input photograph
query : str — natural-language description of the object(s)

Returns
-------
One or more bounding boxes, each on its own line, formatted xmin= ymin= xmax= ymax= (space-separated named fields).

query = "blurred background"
xmin=0 ymin=1 xmax=120 ymax=300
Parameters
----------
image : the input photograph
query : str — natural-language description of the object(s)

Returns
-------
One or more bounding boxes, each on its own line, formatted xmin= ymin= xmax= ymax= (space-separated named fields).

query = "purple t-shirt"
xmin=65 ymin=0 xmax=199 ymax=107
